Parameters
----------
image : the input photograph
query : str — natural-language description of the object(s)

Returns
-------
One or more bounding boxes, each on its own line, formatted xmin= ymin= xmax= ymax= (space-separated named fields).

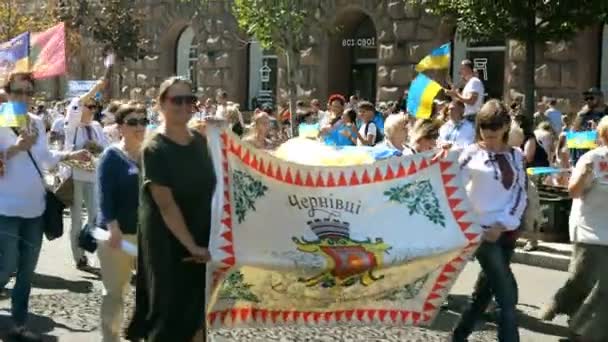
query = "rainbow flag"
xmin=415 ymin=43 xmax=451 ymax=72
xmin=566 ymin=131 xmax=597 ymax=149
xmin=0 ymin=32 xmax=30 ymax=84
xmin=407 ymin=73 xmax=443 ymax=119
xmin=30 ymin=22 xmax=66 ymax=79
xmin=0 ymin=101 xmax=28 ymax=127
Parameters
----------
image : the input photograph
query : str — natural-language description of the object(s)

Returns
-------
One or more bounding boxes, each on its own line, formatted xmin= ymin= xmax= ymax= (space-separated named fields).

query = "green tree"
xmin=183 ymin=0 xmax=331 ymax=134
xmin=0 ymin=0 xmax=59 ymax=41
xmin=415 ymin=0 xmax=608 ymax=116
xmin=58 ymin=0 xmax=148 ymax=93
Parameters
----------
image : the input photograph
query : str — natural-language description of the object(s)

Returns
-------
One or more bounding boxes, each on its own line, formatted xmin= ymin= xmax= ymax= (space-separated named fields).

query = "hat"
xmin=583 ymin=87 xmax=603 ymax=96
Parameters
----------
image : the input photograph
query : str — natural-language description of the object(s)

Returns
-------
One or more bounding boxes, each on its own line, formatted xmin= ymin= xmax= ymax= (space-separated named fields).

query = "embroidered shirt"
xmin=458 ymin=144 xmax=528 ymax=231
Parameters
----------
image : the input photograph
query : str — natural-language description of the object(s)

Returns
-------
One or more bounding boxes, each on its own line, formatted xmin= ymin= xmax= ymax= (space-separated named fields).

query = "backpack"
xmin=364 ymin=121 xmax=383 ymax=146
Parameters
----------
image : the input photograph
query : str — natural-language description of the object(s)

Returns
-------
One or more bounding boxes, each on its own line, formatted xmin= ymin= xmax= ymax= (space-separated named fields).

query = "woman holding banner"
xmin=127 ymin=77 xmax=215 ymax=342
xmin=451 ymin=100 xmax=527 ymax=342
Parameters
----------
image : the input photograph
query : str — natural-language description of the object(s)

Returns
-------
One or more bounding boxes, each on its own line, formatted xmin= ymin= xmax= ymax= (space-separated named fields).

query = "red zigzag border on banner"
xmin=210 ymin=132 xmax=482 ymax=327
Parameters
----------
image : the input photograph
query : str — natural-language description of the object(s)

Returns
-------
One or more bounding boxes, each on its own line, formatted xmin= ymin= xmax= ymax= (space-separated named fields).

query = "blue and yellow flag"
xmin=0 ymin=101 xmax=28 ymax=127
xmin=415 ymin=42 xmax=451 ymax=72
xmin=566 ymin=131 xmax=598 ymax=149
xmin=407 ymin=73 xmax=443 ymax=119
xmin=0 ymin=32 xmax=30 ymax=82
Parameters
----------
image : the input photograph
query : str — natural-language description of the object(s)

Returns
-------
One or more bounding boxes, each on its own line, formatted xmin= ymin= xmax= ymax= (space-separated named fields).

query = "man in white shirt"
xmin=439 ymin=100 xmax=475 ymax=148
xmin=446 ymin=59 xmax=485 ymax=123
xmin=0 ymin=72 xmax=89 ymax=340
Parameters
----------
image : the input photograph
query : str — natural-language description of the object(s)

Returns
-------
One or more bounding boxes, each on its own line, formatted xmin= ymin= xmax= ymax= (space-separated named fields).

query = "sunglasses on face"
xmin=124 ymin=118 xmax=149 ymax=127
xmin=167 ymin=95 xmax=197 ymax=106
xmin=84 ymin=104 xmax=97 ymax=109
xmin=10 ymin=88 xmax=34 ymax=96
xmin=585 ymin=97 xmax=595 ymax=102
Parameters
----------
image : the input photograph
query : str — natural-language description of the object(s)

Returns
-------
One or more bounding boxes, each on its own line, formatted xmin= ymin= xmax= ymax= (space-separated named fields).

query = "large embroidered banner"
xmin=205 ymin=125 xmax=482 ymax=329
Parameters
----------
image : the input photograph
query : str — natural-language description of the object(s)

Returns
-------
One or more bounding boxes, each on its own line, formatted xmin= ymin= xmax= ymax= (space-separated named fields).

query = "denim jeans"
xmin=0 ymin=215 xmax=44 ymax=326
xmin=453 ymin=236 xmax=520 ymax=342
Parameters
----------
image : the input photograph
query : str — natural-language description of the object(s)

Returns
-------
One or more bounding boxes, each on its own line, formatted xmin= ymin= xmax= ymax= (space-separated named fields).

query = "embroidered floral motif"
xmin=384 ymin=180 xmax=446 ymax=227
xmin=232 ymin=170 xmax=269 ymax=224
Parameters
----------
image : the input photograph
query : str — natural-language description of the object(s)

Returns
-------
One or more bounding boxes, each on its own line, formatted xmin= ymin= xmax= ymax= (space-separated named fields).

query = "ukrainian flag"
xmin=407 ymin=73 xmax=443 ymax=119
xmin=415 ymin=42 xmax=451 ymax=72
xmin=566 ymin=131 xmax=598 ymax=149
xmin=0 ymin=101 xmax=28 ymax=127
xmin=0 ymin=32 xmax=30 ymax=75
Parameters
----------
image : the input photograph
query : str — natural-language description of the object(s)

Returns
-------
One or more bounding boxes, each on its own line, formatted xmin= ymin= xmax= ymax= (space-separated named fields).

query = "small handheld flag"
xmin=407 ymin=73 xmax=443 ymax=119
xmin=415 ymin=43 xmax=451 ymax=72
xmin=0 ymin=101 xmax=28 ymax=128
xmin=527 ymin=167 xmax=571 ymax=176
xmin=566 ymin=131 xmax=597 ymax=149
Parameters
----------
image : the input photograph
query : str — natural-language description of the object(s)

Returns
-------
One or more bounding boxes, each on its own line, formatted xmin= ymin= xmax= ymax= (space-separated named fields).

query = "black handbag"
xmin=24 ymin=149 xmax=65 ymax=241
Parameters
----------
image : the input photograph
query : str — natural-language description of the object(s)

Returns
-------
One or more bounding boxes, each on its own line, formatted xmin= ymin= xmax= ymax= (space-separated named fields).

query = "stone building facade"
xmin=56 ymin=1 xmax=608 ymax=112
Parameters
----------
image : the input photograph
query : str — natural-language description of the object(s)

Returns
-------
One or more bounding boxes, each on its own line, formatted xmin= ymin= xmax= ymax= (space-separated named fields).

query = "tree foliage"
xmin=416 ymin=0 xmax=608 ymax=115
xmin=419 ymin=0 xmax=608 ymax=42
xmin=58 ymin=0 xmax=148 ymax=61
xmin=0 ymin=0 xmax=58 ymax=41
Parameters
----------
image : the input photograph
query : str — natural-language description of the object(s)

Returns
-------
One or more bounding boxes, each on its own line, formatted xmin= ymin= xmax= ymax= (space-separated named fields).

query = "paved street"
xmin=1 ymin=219 xmax=570 ymax=341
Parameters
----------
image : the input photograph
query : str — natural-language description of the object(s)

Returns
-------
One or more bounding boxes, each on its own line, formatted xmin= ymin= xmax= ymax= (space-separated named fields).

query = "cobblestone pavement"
xmin=0 ymin=221 xmax=571 ymax=341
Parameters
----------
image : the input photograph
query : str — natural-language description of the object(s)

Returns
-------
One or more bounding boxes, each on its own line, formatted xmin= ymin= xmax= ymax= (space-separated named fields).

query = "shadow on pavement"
xmin=0 ymin=313 xmax=56 ymax=341
xmin=437 ymin=294 xmax=569 ymax=338
xmin=31 ymin=273 xmax=93 ymax=294
xmin=430 ymin=294 xmax=496 ymax=333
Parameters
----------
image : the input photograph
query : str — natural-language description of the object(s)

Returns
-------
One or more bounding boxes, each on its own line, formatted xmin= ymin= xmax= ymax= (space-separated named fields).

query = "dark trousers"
xmin=453 ymin=237 xmax=519 ymax=342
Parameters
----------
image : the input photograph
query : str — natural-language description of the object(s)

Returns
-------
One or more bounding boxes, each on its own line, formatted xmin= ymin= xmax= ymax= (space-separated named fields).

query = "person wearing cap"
xmin=571 ymin=88 xmax=608 ymax=164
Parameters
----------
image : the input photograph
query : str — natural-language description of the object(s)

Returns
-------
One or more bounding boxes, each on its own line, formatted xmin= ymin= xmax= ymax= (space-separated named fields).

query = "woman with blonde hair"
xmin=404 ymin=119 xmax=440 ymax=155
xmin=127 ymin=77 xmax=215 ymax=342
xmin=243 ymin=111 xmax=273 ymax=149
xmin=377 ymin=113 xmax=409 ymax=152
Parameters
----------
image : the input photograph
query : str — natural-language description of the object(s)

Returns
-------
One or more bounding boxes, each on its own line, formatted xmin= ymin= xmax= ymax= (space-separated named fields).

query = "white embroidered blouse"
xmin=458 ymin=144 xmax=528 ymax=231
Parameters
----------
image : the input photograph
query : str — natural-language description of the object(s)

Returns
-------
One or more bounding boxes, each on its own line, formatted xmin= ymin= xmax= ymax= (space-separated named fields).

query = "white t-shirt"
xmin=569 ymin=146 xmax=608 ymax=246
xmin=358 ymin=122 xmax=377 ymax=146
xmin=463 ymin=77 xmax=484 ymax=116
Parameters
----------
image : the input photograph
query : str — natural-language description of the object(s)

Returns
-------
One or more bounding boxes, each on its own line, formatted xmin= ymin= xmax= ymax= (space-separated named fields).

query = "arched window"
xmin=176 ymin=27 xmax=198 ymax=88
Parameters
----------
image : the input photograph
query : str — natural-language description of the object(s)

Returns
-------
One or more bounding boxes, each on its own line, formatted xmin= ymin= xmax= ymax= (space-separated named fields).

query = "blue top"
xmin=96 ymin=146 xmax=140 ymax=234
xmin=323 ymin=121 xmax=357 ymax=146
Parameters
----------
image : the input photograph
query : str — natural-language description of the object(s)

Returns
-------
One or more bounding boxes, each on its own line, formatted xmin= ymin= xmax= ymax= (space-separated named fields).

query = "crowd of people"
xmin=0 ymin=56 xmax=606 ymax=342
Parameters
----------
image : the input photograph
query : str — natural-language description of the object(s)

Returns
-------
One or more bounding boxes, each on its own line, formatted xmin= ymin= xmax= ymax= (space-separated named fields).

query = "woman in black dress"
xmin=127 ymin=77 xmax=216 ymax=342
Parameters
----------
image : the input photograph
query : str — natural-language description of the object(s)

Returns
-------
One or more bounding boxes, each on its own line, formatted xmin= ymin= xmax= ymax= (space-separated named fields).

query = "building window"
xmin=176 ymin=27 xmax=197 ymax=88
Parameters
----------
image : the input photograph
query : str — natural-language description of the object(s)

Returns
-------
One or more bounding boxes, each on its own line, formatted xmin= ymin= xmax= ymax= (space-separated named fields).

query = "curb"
xmin=512 ymin=249 xmax=570 ymax=271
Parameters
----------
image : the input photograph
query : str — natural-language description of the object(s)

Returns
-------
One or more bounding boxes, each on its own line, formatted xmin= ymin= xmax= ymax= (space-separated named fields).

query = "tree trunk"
xmin=524 ymin=5 xmax=536 ymax=119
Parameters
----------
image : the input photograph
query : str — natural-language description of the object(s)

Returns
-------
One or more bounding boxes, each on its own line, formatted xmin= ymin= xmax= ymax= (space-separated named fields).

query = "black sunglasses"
xmin=85 ymin=104 xmax=97 ymax=109
xmin=584 ymin=96 xmax=595 ymax=102
xmin=124 ymin=118 xmax=149 ymax=127
xmin=168 ymin=95 xmax=197 ymax=106
xmin=10 ymin=88 xmax=34 ymax=96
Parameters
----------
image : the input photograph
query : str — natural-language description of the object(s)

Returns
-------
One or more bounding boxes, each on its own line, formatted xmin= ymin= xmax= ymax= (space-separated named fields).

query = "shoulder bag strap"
xmin=10 ymin=128 xmax=46 ymax=185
